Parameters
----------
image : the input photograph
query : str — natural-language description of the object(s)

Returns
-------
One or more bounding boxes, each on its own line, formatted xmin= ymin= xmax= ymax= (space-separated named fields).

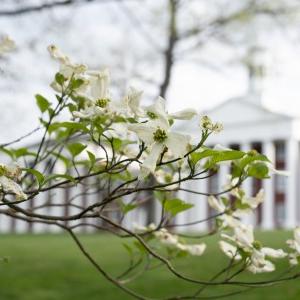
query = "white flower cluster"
xmin=208 ymin=188 xmax=264 ymax=229
xmin=48 ymin=45 xmax=219 ymax=178
xmin=208 ymin=190 xmax=287 ymax=273
xmin=0 ymin=164 xmax=27 ymax=200
xmin=200 ymin=115 xmax=223 ymax=133
xmin=287 ymin=227 xmax=300 ymax=265
xmin=220 ymin=224 xmax=286 ymax=273
xmin=134 ymin=224 xmax=206 ymax=256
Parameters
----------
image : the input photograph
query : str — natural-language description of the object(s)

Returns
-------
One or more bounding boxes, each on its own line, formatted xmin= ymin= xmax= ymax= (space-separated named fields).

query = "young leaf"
xmin=247 ymin=162 xmax=269 ymax=179
xmin=35 ymin=94 xmax=50 ymax=113
xmin=43 ymin=174 xmax=76 ymax=186
xmin=23 ymin=168 xmax=45 ymax=187
xmin=67 ymin=143 xmax=87 ymax=157
xmin=87 ymin=151 xmax=96 ymax=166
xmin=55 ymin=72 xmax=66 ymax=85
xmin=12 ymin=148 xmax=36 ymax=158
xmin=119 ymin=201 xmax=138 ymax=214
xmin=112 ymin=138 xmax=122 ymax=151
xmin=163 ymin=198 xmax=194 ymax=216
xmin=70 ymin=78 xmax=85 ymax=90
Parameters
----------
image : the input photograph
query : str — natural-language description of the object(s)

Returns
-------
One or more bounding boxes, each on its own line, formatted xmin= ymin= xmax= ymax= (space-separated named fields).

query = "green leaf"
xmin=119 ymin=201 xmax=138 ymax=214
xmin=239 ymin=153 xmax=269 ymax=170
xmin=206 ymin=150 xmax=245 ymax=168
xmin=35 ymin=94 xmax=50 ymax=113
xmin=163 ymin=198 xmax=194 ymax=216
xmin=87 ymin=151 xmax=96 ymax=166
xmin=191 ymin=149 xmax=245 ymax=167
xmin=55 ymin=72 xmax=66 ymax=85
xmin=12 ymin=148 xmax=36 ymax=158
xmin=112 ymin=138 xmax=122 ymax=151
xmin=0 ymin=147 xmax=14 ymax=158
xmin=43 ymin=174 xmax=76 ymax=186
xmin=133 ymin=241 xmax=146 ymax=254
xmin=67 ymin=143 xmax=87 ymax=157
xmin=122 ymin=243 xmax=133 ymax=256
xmin=247 ymin=162 xmax=269 ymax=179
xmin=23 ymin=168 xmax=45 ymax=187
xmin=48 ymin=122 xmax=89 ymax=134
xmin=70 ymin=78 xmax=85 ymax=90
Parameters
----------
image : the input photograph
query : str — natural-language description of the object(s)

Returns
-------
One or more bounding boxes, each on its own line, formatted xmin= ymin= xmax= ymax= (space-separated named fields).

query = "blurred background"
xmin=1 ymin=1 xmax=300 ymax=299
xmin=1 ymin=0 xmax=300 ymax=143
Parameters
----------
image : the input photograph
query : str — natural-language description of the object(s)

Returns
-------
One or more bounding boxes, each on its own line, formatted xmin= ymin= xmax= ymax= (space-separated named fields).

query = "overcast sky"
xmin=1 ymin=1 xmax=300 ymax=144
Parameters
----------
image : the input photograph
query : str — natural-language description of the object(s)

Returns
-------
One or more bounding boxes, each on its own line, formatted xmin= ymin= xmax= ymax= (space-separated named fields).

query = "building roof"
xmin=203 ymin=95 xmax=293 ymax=128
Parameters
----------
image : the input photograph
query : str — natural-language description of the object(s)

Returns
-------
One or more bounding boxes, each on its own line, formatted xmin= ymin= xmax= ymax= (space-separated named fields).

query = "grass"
xmin=0 ymin=231 xmax=299 ymax=300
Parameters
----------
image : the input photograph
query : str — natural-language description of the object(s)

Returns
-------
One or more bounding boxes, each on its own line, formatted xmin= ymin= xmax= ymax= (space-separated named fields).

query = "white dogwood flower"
xmin=48 ymin=45 xmax=87 ymax=78
xmin=232 ymin=188 xmax=264 ymax=211
xmin=177 ymin=243 xmax=206 ymax=256
xmin=73 ymin=69 xmax=123 ymax=119
xmin=208 ymin=195 xmax=226 ymax=213
xmin=261 ymin=247 xmax=287 ymax=259
xmin=247 ymin=258 xmax=275 ymax=274
xmin=125 ymin=95 xmax=196 ymax=124
xmin=123 ymin=87 xmax=144 ymax=118
xmin=200 ymin=115 xmax=223 ymax=133
xmin=287 ymin=227 xmax=300 ymax=253
xmin=220 ymin=223 xmax=286 ymax=273
xmin=153 ymin=228 xmax=206 ymax=256
xmin=248 ymin=247 xmax=286 ymax=274
xmin=144 ymin=97 xmax=197 ymax=126
xmin=287 ymin=227 xmax=300 ymax=265
xmin=208 ymin=195 xmax=242 ymax=228
xmin=154 ymin=228 xmax=179 ymax=246
xmin=219 ymin=241 xmax=242 ymax=260
xmin=128 ymin=120 xmax=190 ymax=177
xmin=0 ymin=176 xmax=27 ymax=200
xmin=0 ymin=164 xmax=27 ymax=200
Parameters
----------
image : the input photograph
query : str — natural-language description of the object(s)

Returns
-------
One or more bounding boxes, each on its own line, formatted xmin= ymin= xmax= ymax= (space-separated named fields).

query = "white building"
xmin=178 ymin=49 xmax=300 ymax=231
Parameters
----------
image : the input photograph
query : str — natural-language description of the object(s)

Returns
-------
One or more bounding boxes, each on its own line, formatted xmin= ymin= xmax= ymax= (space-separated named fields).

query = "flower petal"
xmin=142 ymin=143 xmax=164 ymax=174
xmin=127 ymin=124 xmax=155 ymax=145
xmin=177 ymin=243 xmax=206 ymax=256
xmin=169 ymin=108 xmax=197 ymax=120
xmin=208 ymin=196 xmax=226 ymax=213
xmin=261 ymin=247 xmax=287 ymax=258
xmin=0 ymin=176 xmax=27 ymax=200
xmin=125 ymin=87 xmax=144 ymax=117
xmin=89 ymin=69 xmax=110 ymax=100
xmin=219 ymin=241 xmax=241 ymax=260
xmin=165 ymin=132 xmax=190 ymax=158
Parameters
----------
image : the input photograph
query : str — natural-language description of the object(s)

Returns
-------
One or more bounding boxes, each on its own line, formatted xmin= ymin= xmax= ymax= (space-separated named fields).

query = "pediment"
xmin=204 ymin=97 xmax=291 ymax=126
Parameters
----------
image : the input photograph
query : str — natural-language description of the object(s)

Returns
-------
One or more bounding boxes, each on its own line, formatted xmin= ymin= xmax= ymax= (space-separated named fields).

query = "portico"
xmin=179 ymin=96 xmax=300 ymax=231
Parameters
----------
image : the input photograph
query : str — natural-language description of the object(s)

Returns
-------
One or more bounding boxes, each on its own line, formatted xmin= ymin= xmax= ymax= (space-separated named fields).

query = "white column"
xmin=285 ymin=139 xmax=298 ymax=228
xmin=47 ymin=162 xmax=65 ymax=233
xmin=219 ymin=163 xmax=229 ymax=193
xmin=31 ymin=192 xmax=50 ymax=233
xmin=241 ymin=143 xmax=255 ymax=225
xmin=262 ymin=141 xmax=275 ymax=229
xmin=0 ymin=212 xmax=12 ymax=233
xmin=185 ymin=178 xmax=208 ymax=232
xmin=15 ymin=199 xmax=31 ymax=233
xmin=175 ymin=187 xmax=189 ymax=233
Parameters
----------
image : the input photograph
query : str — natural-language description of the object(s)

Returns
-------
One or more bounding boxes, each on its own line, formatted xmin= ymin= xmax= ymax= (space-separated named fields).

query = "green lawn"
xmin=0 ymin=231 xmax=299 ymax=300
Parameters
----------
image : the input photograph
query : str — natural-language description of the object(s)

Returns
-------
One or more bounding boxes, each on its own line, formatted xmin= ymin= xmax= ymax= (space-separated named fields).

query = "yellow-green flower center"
xmin=0 ymin=165 xmax=6 ymax=176
xmin=252 ymin=240 xmax=262 ymax=250
xmin=153 ymin=128 xmax=167 ymax=143
xmin=95 ymin=98 xmax=110 ymax=108
xmin=147 ymin=111 xmax=157 ymax=119
xmin=247 ymin=149 xmax=258 ymax=156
